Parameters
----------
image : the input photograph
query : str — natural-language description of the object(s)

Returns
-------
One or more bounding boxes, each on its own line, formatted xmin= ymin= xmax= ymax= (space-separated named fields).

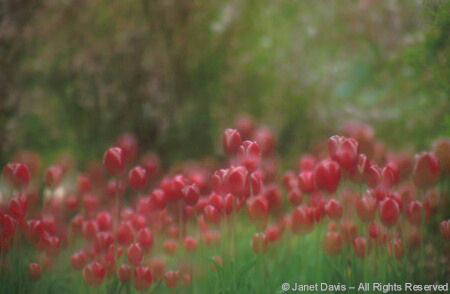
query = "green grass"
xmin=1 ymin=215 xmax=447 ymax=294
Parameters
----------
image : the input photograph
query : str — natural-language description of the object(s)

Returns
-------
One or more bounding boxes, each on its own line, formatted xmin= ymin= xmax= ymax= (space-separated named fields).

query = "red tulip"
xmin=82 ymin=220 xmax=99 ymax=240
xmin=116 ymin=133 xmax=138 ymax=164
xmin=352 ymin=237 xmax=368 ymax=258
xmin=117 ymin=222 xmax=134 ymax=246
xmin=83 ymin=262 xmax=106 ymax=286
xmin=412 ymin=152 xmax=440 ymax=188
xmin=103 ymin=147 xmax=125 ymax=175
xmin=250 ymin=171 xmax=263 ymax=195
xmin=141 ymin=153 xmax=161 ymax=180
xmin=96 ymin=211 xmax=112 ymax=231
xmin=163 ymin=239 xmax=178 ymax=254
xmin=368 ymin=222 xmax=381 ymax=241
xmin=325 ymin=231 xmax=343 ymax=256
xmin=433 ymin=138 xmax=450 ymax=173
xmin=288 ymin=189 xmax=303 ymax=206
xmin=3 ymin=162 xmax=31 ymax=187
xmin=225 ymin=166 xmax=248 ymax=196
xmin=150 ymin=258 xmax=166 ymax=280
xmin=381 ymin=163 xmax=400 ymax=188
xmin=208 ymin=193 xmax=224 ymax=213
xmin=71 ymin=251 xmax=88 ymax=270
xmin=328 ymin=135 xmax=359 ymax=171
xmin=118 ymin=264 xmax=131 ymax=283
xmin=356 ymin=194 xmax=377 ymax=223
xmin=182 ymin=271 xmax=193 ymax=287
xmin=202 ymin=230 xmax=221 ymax=246
xmin=291 ymin=206 xmax=314 ymax=233
xmin=128 ymin=166 xmax=148 ymax=191
xmin=380 ymin=198 xmax=400 ymax=227
xmin=151 ymin=189 xmax=167 ymax=209
xmin=9 ymin=197 xmax=27 ymax=224
xmin=263 ymin=185 xmax=282 ymax=212
xmin=204 ymin=205 xmax=221 ymax=224
xmin=137 ymin=228 xmax=154 ymax=251
xmin=238 ymin=141 xmax=261 ymax=172
xmin=298 ymin=155 xmax=316 ymax=171
xmin=223 ymin=129 xmax=242 ymax=155
xmin=224 ymin=193 xmax=235 ymax=215
xmin=407 ymin=201 xmax=423 ymax=226
xmin=134 ymin=266 xmax=153 ymax=291
xmin=45 ymin=165 xmax=64 ymax=188
xmin=314 ymin=160 xmax=341 ymax=194
xmin=29 ymin=263 xmax=42 ymax=280
xmin=183 ymin=184 xmax=200 ymax=205
xmin=265 ymin=225 xmax=282 ymax=243
xmin=325 ymin=199 xmax=343 ymax=220
xmin=184 ymin=236 xmax=198 ymax=252
xmin=254 ymin=127 xmax=276 ymax=156
xmin=164 ymin=271 xmax=180 ymax=289
xmin=78 ymin=175 xmax=92 ymax=193
xmin=94 ymin=232 xmax=114 ymax=253
xmin=298 ymin=171 xmax=316 ymax=193
xmin=235 ymin=116 xmax=255 ymax=139
xmin=127 ymin=243 xmax=143 ymax=266
xmin=16 ymin=163 xmax=31 ymax=186
xmin=247 ymin=196 xmax=269 ymax=220
xmin=341 ymin=220 xmax=358 ymax=243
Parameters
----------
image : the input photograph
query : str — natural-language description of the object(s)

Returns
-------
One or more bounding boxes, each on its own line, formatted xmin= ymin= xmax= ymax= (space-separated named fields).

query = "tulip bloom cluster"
xmin=0 ymin=120 xmax=449 ymax=293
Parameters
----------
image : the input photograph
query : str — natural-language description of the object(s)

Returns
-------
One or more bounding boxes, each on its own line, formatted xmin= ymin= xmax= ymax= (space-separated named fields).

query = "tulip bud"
xmin=164 ymin=271 xmax=180 ymax=289
xmin=83 ymin=262 xmax=106 ymax=286
xmin=352 ymin=237 xmax=368 ymax=258
xmin=407 ymin=200 xmax=422 ymax=226
xmin=29 ymin=263 xmax=43 ymax=280
xmin=128 ymin=166 xmax=148 ymax=191
xmin=254 ymin=127 xmax=276 ymax=156
xmin=45 ymin=165 xmax=64 ymax=188
xmin=298 ymin=171 xmax=316 ymax=193
xmin=184 ymin=236 xmax=198 ymax=252
xmin=291 ymin=206 xmax=314 ymax=234
xmin=412 ymin=152 xmax=440 ymax=188
xmin=356 ymin=194 xmax=377 ymax=223
xmin=127 ymin=243 xmax=143 ymax=266
xmin=328 ymin=135 xmax=359 ymax=171
xmin=225 ymin=166 xmax=248 ymax=196
xmin=288 ymin=189 xmax=303 ymax=206
xmin=163 ymin=239 xmax=178 ymax=255
xmin=116 ymin=133 xmax=138 ymax=164
xmin=247 ymin=196 xmax=269 ymax=220
xmin=204 ymin=205 xmax=221 ymax=224
xmin=183 ymin=184 xmax=200 ymax=205
xmin=118 ymin=264 xmax=131 ymax=283
xmin=380 ymin=198 xmax=400 ymax=227
xmin=314 ymin=160 xmax=341 ymax=194
xmin=325 ymin=198 xmax=343 ymax=220
xmin=223 ymin=129 xmax=242 ymax=155
xmin=325 ymin=231 xmax=343 ymax=255
xmin=103 ymin=147 xmax=125 ymax=175
xmin=137 ymin=228 xmax=154 ymax=251
xmin=134 ymin=266 xmax=153 ymax=291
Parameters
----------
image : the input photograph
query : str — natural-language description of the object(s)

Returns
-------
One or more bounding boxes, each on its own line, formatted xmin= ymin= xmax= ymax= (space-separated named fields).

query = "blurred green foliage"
xmin=0 ymin=0 xmax=449 ymax=167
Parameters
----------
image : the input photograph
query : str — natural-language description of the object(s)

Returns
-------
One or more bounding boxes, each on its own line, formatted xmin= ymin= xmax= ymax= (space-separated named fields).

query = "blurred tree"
xmin=0 ymin=0 xmax=448 ymax=168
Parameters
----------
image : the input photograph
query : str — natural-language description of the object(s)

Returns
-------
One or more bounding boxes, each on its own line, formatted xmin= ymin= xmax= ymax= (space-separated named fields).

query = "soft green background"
xmin=1 ymin=0 xmax=449 ymax=167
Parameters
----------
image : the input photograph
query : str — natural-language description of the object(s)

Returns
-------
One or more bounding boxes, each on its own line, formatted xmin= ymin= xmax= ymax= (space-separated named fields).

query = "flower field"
xmin=1 ymin=118 xmax=449 ymax=294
